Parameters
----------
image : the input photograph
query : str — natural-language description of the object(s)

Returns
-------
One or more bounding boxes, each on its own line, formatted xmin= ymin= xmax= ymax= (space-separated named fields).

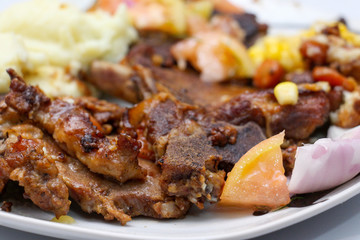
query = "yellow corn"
xmin=51 ymin=215 xmax=75 ymax=224
xmin=248 ymin=35 xmax=306 ymax=72
xmin=274 ymin=82 xmax=299 ymax=105
xmin=339 ymin=23 xmax=360 ymax=47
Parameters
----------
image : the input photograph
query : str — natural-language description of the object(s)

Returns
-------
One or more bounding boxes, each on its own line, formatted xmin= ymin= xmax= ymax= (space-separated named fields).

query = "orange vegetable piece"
xmin=312 ymin=66 xmax=357 ymax=91
xmin=253 ymin=59 xmax=284 ymax=89
xmin=220 ymin=131 xmax=290 ymax=210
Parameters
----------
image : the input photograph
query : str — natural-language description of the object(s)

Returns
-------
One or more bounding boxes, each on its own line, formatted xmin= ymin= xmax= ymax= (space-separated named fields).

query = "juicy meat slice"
xmin=0 ymin=124 xmax=70 ymax=218
xmin=215 ymin=122 xmax=266 ymax=172
xmin=5 ymin=70 xmax=144 ymax=183
xmin=71 ymin=96 xmax=125 ymax=125
xmin=56 ymin=157 xmax=191 ymax=225
xmin=124 ymin=93 xmax=198 ymax=159
xmin=159 ymin=120 xmax=225 ymax=208
xmin=213 ymin=90 xmax=330 ymax=139
xmin=125 ymin=94 xmax=226 ymax=207
xmin=88 ymin=61 xmax=144 ymax=104
xmin=89 ymin=60 xmax=252 ymax=107
xmin=151 ymin=66 xmax=253 ymax=106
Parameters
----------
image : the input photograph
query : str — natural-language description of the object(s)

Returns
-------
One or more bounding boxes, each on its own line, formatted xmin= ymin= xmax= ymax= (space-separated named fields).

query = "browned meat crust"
xmin=71 ymin=96 xmax=125 ymax=125
xmin=124 ymin=93 xmax=233 ymax=207
xmin=215 ymin=122 xmax=266 ymax=172
xmin=5 ymin=70 xmax=144 ymax=183
xmin=0 ymin=118 xmax=189 ymax=224
xmin=213 ymin=90 xmax=330 ymax=139
xmin=56 ymin=157 xmax=190 ymax=225
xmin=0 ymin=124 xmax=70 ymax=218
xmin=151 ymin=67 xmax=252 ymax=107
xmin=89 ymin=60 xmax=252 ymax=107
xmin=159 ymin=121 xmax=225 ymax=208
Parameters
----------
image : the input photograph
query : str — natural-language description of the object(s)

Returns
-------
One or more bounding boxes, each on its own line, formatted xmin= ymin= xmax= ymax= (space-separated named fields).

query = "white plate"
xmin=1 ymin=1 xmax=360 ymax=240
xmin=0 ymin=175 xmax=359 ymax=240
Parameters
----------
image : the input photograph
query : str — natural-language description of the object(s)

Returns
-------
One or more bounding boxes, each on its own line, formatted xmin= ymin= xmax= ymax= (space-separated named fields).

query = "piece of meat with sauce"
xmin=70 ymin=96 xmax=125 ymax=125
xmin=68 ymin=96 xmax=125 ymax=134
xmin=56 ymin=157 xmax=191 ymax=225
xmin=213 ymin=89 xmax=330 ymax=139
xmin=124 ymin=93 xmax=233 ymax=207
xmin=123 ymin=93 xmax=198 ymax=158
xmin=89 ymin=60 xmax=253 ymax=107
xmin=0 ymin=120 xmax=189 ymax=225
xmin=4 ymin=69 xmax=144 ymax=183
xmin=0 ymin=124 xmax=70 ymax=218
xmin=215 ymin=122 xmax=266 ymax=172
xmin=158 ymin=120 xmax=225 ymax=208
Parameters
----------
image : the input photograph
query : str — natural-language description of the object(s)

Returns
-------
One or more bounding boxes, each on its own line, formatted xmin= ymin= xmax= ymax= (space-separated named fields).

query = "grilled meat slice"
xmin=215 ymin=122 xmax=266 ymax=172
xmin=159 ymin=120 xmax=225 ymax=208
xmin=124 ymin=93 xmax=198 ymax=158
xmin=5 ymin=69 xmax=144 ymax=183
xmin=69 ymin=96 xmax=125 ymax=134
xmin=89 ymin=60 xmax=252 ymax=107
xmin=71 ymin=96 xmax=125 ymax=125
xmin=56 ymin=157 xmax=191 ymax=225
xmin=213 ymin=90 xmax=330 ymax=139
xmin=124 ymin=93 xmax=229 ymax=206
xmin=0 ymin=124 xmax=70 ymax=218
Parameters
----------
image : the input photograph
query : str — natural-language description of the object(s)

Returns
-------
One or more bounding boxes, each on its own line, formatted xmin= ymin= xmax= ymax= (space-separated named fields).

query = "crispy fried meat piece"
xmin=213 ymin=90 xmax=330 ymax=139
xmin=5 ymin=69 xmax=144 ymax=183
xmin=56 ymin=157 xmax=191 ymax=225
xmin=0 ymin=124 xmax=70 ymax=218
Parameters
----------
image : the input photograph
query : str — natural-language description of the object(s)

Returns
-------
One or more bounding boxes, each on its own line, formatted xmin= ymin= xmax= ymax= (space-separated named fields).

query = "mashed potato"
xmin=0 ymin=0 xmax=137 ymax=97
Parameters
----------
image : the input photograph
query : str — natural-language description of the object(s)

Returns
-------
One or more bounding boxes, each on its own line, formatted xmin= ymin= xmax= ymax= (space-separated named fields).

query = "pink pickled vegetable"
xmin=288 ymin=126 xmax=360 ymax=194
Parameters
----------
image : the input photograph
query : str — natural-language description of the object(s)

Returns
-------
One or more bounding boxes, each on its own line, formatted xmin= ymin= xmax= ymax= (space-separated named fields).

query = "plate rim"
xmin=0 ymin=175 xmax=360 ymax=240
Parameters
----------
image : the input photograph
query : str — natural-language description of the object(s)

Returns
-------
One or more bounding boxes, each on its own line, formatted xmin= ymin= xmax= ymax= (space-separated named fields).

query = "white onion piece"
xmin=288 ymin=127 xmax=360 ymax=194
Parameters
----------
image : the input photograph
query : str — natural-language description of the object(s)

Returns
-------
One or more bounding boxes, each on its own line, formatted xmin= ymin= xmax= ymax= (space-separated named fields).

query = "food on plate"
xmin=289 ymin=126 xmax=360 ymax=194
xmin=171 ymin=30 xmax=254 ymax=82
xmin=220 ymin=131 xmax=290 ymax=210
xmin=0 ymin=0 xmax=137 ymax=97
xmin=51 ymin=215 xmax=75 ymax=224
xmin=5 ymin=70 xmax=144 ymax=183
xmin=274 ymin=81 xmax=299 ymax=105
xmin=0 ymin=69 xmax=267 ymax=223
xmin=2 ymin=0 xmax=360 ymax=228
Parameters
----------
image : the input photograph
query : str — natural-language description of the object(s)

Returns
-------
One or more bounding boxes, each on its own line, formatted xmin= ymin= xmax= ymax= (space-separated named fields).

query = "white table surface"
xmin=1 ymin=0 xmax=360 ymax=240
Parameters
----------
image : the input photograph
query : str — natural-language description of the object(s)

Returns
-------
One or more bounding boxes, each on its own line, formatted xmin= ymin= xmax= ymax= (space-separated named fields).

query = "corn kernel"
xmin=51 ymin=215 xmax=75 ymax=224
xmin=274 ymin=82 xmax=299 ymax=105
